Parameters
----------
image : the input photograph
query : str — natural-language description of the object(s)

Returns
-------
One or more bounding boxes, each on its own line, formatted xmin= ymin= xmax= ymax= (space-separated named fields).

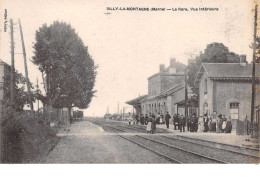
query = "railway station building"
xmin=126 ymin=58 xmax=198 ymax=121
xmin=194 ymin=61 xmax=260 ymax=135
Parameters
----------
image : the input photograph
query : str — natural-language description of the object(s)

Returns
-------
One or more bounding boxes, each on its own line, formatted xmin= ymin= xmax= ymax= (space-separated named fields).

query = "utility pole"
xmin=10 ymin=19 xmax=15 ymax=107
xmin=185 ymin=68 xmax=188 ymax=125
xmin=18 ymin=19 xmax=34 ymax=113
xmin=250 ymin=4 xmax=258 ymax=138
xmin=123 ymin=107 xmax=125 ymax=121
xmin=117 ymin=102 xmax=119 ymax=115
xmin=36 ymin=78 xmax=39 ymax=117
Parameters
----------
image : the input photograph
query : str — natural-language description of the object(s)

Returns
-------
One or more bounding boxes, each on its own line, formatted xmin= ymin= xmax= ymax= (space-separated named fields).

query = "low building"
xmin=194 ymin=62 xmax=260 ymax=135
xmin=126 ymin=58 xmax=198 ymax=120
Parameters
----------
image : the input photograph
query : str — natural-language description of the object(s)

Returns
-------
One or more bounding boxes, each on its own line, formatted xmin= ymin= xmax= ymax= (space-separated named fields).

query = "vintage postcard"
xmin=0 ymin=0 xmax=259 ymax=166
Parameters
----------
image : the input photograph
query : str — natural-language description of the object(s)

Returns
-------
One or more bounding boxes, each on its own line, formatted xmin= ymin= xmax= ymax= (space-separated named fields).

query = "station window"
xmin=230 ymin=103 xmax=239 ymax=120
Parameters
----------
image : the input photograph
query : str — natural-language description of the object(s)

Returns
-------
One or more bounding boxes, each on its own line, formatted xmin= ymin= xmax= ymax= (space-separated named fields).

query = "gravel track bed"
xmin=127 ymin=135 xmax=220 ymax=163
xmin=148 ymin=135 xmax=258 ymax=164
xmin=176 ymin=135 xmax=260 ymax=158
xmin=90 ymin=119 xmax=170 ymax=133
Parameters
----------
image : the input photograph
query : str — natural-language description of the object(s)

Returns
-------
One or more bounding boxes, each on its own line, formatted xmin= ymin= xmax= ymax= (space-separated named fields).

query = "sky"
xmin=0 ymin=0 xmax=256 ymax=117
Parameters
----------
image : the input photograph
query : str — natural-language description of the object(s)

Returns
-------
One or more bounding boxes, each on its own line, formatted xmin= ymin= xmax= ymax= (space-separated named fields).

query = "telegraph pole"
xmin=18 ymin=19 xmax=34 ymax=113
xmin=10 ymin=19 xmax=15 ymax=106
xmin=36 ymin=78 xmax=39 ymax=117
xmin=185 ymin=68 xmax=188 ymax=125
xmin=250 ymin=4 xmax=258 ymax=138
xmin=117 ymin=102 xmax=119 ymax=115
xmin=123 ymin=107 xmax=125 ymax=121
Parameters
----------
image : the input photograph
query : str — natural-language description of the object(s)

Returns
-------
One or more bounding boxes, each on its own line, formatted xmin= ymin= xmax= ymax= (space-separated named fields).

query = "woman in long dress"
xmin=197 ymin=116 xmax=204 ymax=132
xmin=146 ymin=116 xmax=152 ymax=134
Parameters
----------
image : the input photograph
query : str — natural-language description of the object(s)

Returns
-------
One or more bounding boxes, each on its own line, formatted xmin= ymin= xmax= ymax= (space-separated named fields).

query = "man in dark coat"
xmin=140 ymin=114 xmax=144 ymax=125
xmin=187 ymin=116 xmax=191 ymax=131
xmin=165 ymin=112 xmax=171 ymax=129
xmin=190 ymin=113 xmax=196 ymax=132
xmin=173 ymin=114 xmax=178 ymax=130
xmin=151 ymin=113 xmax=156 ymax=133
xmin=203 ymin=114 xmax=209 ymax=132
xmin=144 ymin=114 xmax=148 ymax=125
xmin=179 ymin=115 xmax=185 ymax=132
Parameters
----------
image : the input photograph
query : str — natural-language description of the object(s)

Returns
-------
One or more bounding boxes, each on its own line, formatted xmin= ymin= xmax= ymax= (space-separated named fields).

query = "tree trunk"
xmin=46 ymin=72 xmax=51 ymax=123
xmin=68 ymin=107 xmax=72 ymax=124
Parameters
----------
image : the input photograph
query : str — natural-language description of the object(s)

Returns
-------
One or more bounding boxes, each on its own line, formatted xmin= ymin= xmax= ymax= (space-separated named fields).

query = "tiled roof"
xmin=195 ymin=63 xmax=260 ymax=85
xmin=146 ymin=84 xmax=184 ymax=101
xmin=203 ymin=63 xmax=260 ymax=78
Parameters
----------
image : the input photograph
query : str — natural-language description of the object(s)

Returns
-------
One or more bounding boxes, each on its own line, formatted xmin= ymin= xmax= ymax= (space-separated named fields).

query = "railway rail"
xmin=163 ymin=135 xmax=260 ymax=158
xmin=100 ymin=125 xmax=227 ymax=163
xmin=87 ymin=119 xmax=259 ymax=163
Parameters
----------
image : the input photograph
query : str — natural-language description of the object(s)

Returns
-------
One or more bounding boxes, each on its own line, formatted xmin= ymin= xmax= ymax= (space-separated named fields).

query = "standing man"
xmin=145 ymin=114 xmax=148 ymax=125
xmin=190 ymin=113 xmax=196 ymax=132
xmin=187 ymin=115 xmax=191 ymax=131
xmin=140 ymin=114 xmax=144 ymax=125
xmin=173 ymin=113 xmax=178 ymax=130
xmin=156 ymin=113 xmax=160 ymax=124
xmin=203 ymin=114 xmax=209 ymax=132
xmin=179 ymin=115 xmax=185 ymax=132
xmin=165 ymin=111 xmax=171 ymax=129
xmin=151 ymin=113 xmax=156 ymax=133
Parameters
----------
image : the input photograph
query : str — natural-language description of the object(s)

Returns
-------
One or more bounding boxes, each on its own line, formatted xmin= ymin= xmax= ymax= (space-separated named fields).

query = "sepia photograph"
xmin=0 ymin=0 xmax=259 ymax=169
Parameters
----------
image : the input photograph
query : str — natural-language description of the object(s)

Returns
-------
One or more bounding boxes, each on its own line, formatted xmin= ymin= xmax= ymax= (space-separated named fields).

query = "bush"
xmin=1 ymin=112 xmax=58 ymax=163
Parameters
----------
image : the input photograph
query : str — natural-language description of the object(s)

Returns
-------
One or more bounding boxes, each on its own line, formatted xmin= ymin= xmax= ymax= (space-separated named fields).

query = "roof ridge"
xmin=202 ymin=63 xmax=250 ymax=64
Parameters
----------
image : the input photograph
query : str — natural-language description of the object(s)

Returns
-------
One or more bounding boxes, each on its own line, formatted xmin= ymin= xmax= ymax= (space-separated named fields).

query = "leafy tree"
xmin=187 ymin=42 xmax=240 ymax=96
xmin=254 ymin=37 xmax=260 ymax=63
xmin=32 ymin=21 xmax=97 ymax=122
xmin=0 ymin=63 xmax=35 ymax=111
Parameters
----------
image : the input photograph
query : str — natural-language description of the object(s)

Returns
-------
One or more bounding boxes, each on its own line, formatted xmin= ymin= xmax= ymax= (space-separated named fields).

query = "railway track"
xmin=90 ymin=119 xmax=168 ymax=133
xmin=119 ymin=135 xmax=228 ymax=164
xmin=100 ymin=125 xmax=226 ymax=163
xmin=157 ymin=135 xmax=259 ymax=163
xmin=176 ymin=135 xmax=260 ymax=152
xmin=163 ymin=135 xmax=260 ymax=159
xmin=87 ymin=119 xmax=259 ymax=163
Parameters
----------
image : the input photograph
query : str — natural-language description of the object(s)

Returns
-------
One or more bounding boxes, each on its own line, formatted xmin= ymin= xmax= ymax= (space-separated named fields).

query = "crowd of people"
xmin=128 ymin=112 xmax=232 ymax=134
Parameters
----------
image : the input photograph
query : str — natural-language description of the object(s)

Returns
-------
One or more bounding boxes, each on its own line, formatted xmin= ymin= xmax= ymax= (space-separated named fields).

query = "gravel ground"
xmin=127 ymin=135 xmax=219 ymax=164
xmin=147 ymin=135 xmax=259 ymax=164
xmin=42 ymin=121 xmax=170 ymax=163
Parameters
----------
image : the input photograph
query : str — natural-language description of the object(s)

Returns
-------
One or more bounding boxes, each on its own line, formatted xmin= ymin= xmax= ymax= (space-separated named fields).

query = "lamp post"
xmin=250 ymin=4 xmax=258 ymax=138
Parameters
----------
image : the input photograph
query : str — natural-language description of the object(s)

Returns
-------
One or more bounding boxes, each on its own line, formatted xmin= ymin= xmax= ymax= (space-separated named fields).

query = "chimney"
xmin=159 ymin=64 xmax=165 ymax=72
xmin=170 ymin=58 xmax=176 ymax=67
xmin=239 ymin=55 xmax=247 ymax=66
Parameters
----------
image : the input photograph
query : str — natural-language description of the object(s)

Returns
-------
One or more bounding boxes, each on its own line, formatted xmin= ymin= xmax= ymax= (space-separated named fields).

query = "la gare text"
xmin=106 ymin=7 xmax=219 ymax=12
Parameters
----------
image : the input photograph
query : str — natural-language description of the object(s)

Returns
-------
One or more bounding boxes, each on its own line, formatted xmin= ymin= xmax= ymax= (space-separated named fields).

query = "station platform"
xmin=155 ymin=124 xmax=260 ymax=149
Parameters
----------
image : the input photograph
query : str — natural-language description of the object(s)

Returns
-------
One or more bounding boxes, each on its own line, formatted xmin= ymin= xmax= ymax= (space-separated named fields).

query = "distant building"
xmin=126 ymin=58 xmax=198 ymax=119
xmin=194 ymin=62 xmax=260 ymax=135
